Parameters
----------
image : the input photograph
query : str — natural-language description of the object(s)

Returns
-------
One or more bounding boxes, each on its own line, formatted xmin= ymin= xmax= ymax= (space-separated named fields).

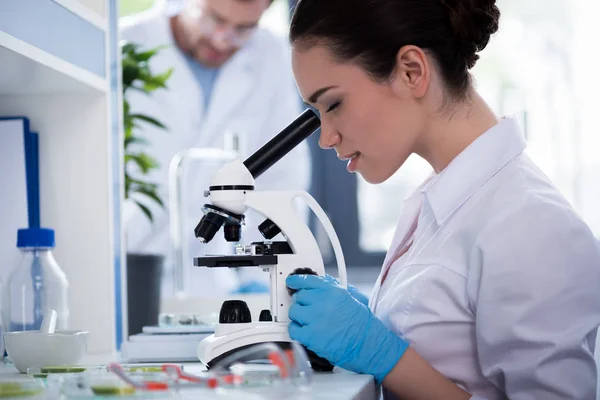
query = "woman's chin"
xmin=359 ymin=166 xmax=399 ymax=185
xmin=359 ymin=171 xmax=386 ymax=185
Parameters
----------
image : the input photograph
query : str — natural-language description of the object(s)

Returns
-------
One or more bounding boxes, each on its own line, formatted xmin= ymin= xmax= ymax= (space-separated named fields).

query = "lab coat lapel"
xmin=198 ymin=46 xmax=255 ymax=149
xmin=370 ymin=193 xmax=424 ymax=311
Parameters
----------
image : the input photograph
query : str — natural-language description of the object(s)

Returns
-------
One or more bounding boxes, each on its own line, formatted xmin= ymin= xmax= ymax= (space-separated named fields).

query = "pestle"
xmin=40 ymin=309 xmax=57 ymax=334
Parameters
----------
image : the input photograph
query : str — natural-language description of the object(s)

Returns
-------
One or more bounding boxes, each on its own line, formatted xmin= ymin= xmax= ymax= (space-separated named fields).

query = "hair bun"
xmin=439 ymin=0 xmax=500 ymax=69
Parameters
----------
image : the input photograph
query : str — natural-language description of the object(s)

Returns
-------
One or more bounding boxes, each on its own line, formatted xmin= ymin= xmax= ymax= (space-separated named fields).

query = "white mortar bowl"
xmin=4 ymin=330 xmax=89 ymax=373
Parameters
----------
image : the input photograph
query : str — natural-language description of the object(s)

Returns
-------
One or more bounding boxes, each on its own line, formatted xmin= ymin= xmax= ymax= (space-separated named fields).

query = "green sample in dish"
xmin=126 ymin=366 xmax=162 ymax=373
xmin=0 ymin=382 xmax=43 ymax=398
xmin=40 ymin=366 xmax=86 ymax=373
xmin=91 ymin=385 xmax=136 ymax=396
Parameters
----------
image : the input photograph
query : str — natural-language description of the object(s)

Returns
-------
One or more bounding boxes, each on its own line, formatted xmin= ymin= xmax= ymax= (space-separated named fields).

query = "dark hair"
xmin=290 ymin=0 xmax=500 ymax=100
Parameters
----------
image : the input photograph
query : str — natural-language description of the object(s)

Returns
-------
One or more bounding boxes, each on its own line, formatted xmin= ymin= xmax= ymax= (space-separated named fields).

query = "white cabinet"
xmin=0 ymin=0 xmax=122 ymax=356
xmin=0 ymin=0 xmax=107 ymax=78
xmin=52 ymin=0 xmax=108 ymax=30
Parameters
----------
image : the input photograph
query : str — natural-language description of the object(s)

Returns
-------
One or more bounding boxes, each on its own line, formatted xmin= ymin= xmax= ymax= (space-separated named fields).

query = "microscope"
xmin=193 ymin=109 xmax=347 ymax=370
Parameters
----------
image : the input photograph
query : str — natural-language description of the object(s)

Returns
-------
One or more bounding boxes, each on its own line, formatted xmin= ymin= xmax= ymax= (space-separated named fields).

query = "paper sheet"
xmin=0 ymin=119 xmax=29 ymax=285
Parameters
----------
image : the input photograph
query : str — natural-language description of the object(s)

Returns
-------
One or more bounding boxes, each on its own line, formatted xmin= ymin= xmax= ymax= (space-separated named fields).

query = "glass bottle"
xmin=8 ymin=228 xmax=69 ymax=331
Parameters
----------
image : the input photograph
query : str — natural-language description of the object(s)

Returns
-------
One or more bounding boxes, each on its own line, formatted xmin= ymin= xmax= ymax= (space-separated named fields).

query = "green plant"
xmin=122 ymin=41 xmax=173 ymax=222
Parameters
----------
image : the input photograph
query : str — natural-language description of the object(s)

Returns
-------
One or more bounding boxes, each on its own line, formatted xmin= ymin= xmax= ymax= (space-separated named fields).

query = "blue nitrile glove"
xmin=323 ymin=274 xmax=370 ymax=306
xmin=229 ymin=280 xmax=270 ymax=294
xmin=286 ymin=274 xmax=409 ymax=383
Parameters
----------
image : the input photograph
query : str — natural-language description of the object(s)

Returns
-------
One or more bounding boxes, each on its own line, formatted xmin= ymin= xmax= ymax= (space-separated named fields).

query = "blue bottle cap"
xmin=17 ymin=228 xmax=55 ymax=249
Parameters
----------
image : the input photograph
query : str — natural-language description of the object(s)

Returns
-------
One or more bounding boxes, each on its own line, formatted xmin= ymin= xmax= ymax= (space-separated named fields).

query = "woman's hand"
xmin=286 ymin=274 xmax=408 ymax=383
xmin=323 ymin=274 xmax=370 ymax=306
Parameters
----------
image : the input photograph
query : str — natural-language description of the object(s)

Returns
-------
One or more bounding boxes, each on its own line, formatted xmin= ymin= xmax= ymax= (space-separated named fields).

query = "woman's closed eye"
xmin=326 ymin=101 xmax=342 ymax=113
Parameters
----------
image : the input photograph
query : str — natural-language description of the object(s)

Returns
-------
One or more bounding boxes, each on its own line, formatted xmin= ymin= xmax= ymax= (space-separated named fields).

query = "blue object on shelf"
xmin=0 ymin=116 xmax=39 ymax=228
xmin=25 ymin=132 xmax=40 ymax=228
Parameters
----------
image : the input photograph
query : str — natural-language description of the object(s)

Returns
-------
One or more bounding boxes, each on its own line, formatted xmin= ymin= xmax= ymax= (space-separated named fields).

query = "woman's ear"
xmin=390 ymin=45 xmax=430 ymax=99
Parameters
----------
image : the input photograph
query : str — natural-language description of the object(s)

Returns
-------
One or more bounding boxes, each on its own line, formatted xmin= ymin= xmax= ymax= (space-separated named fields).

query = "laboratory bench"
xmin=0 ymin=358 xmax=378 ymax=400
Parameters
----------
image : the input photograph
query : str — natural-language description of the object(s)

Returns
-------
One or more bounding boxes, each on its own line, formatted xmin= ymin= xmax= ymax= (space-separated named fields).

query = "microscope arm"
xmin=244 ymin=190 xmax=347 ymax=289
xmin=295 ymin=192 xmax=347 ymax=289
xmin=242 ymin=189 xmax=347 ymax=321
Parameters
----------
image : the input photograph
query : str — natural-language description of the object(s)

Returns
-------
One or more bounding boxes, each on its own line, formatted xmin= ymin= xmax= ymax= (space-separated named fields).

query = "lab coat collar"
xmin=422 ymin=117 xmax=526 ymax=226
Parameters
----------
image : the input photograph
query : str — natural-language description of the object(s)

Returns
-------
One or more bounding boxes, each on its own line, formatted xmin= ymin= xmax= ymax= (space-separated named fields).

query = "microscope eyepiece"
xmin=243 ymin=109 xmax=320 ymax=179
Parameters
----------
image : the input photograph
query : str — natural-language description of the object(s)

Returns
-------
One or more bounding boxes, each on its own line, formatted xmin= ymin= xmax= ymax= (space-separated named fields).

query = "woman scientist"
xmin=284 ymin=0 xmax=600 ymax=398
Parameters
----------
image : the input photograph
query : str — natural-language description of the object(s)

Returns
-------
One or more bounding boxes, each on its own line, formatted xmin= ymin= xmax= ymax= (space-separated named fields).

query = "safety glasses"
xmin=185 ymin=2 xmax=258 ymax=48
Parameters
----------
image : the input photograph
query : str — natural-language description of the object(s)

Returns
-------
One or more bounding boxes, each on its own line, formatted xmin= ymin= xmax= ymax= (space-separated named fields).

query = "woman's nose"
xmin=318 ymin=122 xmax=341 ymax=149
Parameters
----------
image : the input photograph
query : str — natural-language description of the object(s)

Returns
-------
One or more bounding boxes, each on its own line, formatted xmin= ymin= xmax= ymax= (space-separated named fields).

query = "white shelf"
xmin=0 ymin=31 xmax=107 ymax=95
xmin=52 ymin=0 xmax=107 ymax=31
xmin=0 ymin=0 xmax=118 ymax=356
xmin=0 ymin=93 xmax=116 ymax=355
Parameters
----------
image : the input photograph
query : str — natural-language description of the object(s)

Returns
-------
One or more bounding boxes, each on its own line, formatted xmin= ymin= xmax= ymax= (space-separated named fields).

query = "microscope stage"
xmin=193 ymin=255 xmax=278 ymax=268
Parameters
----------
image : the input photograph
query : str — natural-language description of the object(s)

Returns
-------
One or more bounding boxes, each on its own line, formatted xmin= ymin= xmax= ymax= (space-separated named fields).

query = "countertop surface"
xmin=0 ymin=359 xmax=378 ymax=400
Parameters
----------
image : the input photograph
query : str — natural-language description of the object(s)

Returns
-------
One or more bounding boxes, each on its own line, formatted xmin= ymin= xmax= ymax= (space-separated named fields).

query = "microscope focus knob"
xmin=219 ymin=300 xmax=252 ymax=324
xmin=259 ymin=309 xmax=273 ymax=322
xmin=258 ymin=218 xmax=281 ymax=240
xmin=286 ymin=268 xmax=318 ymax=296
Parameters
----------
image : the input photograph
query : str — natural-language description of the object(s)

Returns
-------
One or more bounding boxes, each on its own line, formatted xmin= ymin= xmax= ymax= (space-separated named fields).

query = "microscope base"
xmin=197 ymin=322 xmax=334 ymax=372
xmin=197 ymin=322 xmax=291 ymax=367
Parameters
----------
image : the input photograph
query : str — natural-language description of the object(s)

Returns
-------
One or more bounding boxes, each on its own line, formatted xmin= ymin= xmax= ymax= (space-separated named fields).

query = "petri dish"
xmin=121 ymin=364 xmax=183 ymax=374
xmin=61 ymin=370 xmax=176 ymax=398
xmin=0 ymin=377 xmax=45 ymax=398
xmin=27 ymin=365 xmax=106 ymax=379
xmin=209 ymin=342 xmax=314 ymax=397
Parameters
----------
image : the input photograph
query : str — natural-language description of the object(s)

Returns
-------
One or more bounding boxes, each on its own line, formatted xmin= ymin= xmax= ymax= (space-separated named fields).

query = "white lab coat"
xmin=370 ymin=117 xmax=600 ymax=400
xmin=119 ymin=6 xmax=310 ymax=296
